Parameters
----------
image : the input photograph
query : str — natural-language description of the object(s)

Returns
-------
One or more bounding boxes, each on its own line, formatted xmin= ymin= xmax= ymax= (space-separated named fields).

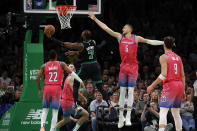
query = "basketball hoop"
xmin=55 ymin=5 xmax=77 ymax=29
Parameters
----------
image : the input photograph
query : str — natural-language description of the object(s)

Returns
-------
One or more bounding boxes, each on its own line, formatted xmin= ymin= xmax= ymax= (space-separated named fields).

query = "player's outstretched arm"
xmin=50 ymin=37 xmax=83 ymax=50
xmin=88 ymin=12 xmax=122 ymax=41
xmin=64 ymin=42 xmax=84 ymax=50
xmin=36 ymin=64 xmax=45 ymax=97
xmin=136 ymin=36 xmax=164 ymax=45
xmin=61 ymin=62 xmax=83 ymax=84
xmin=147 ymin=55 xmax=168 ymax=94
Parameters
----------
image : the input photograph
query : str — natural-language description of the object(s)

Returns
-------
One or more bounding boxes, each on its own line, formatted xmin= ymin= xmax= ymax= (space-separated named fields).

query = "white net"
xmin=55 ymin=6 xmax=76 ymax=29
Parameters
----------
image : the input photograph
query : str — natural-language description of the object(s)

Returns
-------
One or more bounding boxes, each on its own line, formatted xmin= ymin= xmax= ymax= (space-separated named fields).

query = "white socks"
xmin=171 ymin=108 xmax=182 ymax=131
xmin=41 ymin=108 xmax=49 ymax=128
xmin=126 ymin=87 xmax=134 ymax=118
xmin=50 ymin=109 xmax=59 ymax=131
xmin=119 ymin=87 xmax=126 ymax=118
xmin=73 ymin=124 xmax=81 ymax=131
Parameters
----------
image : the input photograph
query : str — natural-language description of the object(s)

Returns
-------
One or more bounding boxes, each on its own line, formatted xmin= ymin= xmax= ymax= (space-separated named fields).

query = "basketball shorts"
xmin=160 ymin=81 xmax=184 ymax=108
xmin=78 ymin=61 xmax=102 ymax=84
xmin=42 ymin=85 xmax=61 ymax=109
xmin=61 ymin=101 xmax=83 ymax=117
xmin=118 ymin=63 xmax=138 ymax=87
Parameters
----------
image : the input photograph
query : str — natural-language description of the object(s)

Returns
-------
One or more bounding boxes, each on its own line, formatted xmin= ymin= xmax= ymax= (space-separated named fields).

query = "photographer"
xmin=141 ymin=102 xmax=159 ymax=131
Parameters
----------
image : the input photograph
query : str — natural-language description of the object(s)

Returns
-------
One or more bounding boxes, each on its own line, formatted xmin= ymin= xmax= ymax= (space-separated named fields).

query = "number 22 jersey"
xmin=44 ymin=61 xmax=64 ymax=86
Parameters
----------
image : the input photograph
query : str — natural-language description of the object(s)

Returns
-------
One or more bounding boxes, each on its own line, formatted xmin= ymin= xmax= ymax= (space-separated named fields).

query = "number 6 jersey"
xmin=119 ymin=34 xmax=138 ymax=65
xmin=44 ymin=61 xmax=64 ymax=86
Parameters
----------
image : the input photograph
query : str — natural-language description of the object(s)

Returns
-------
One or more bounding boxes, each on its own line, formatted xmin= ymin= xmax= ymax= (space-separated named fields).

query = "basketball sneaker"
xmin=118 ymin=116 xmax=125 ymax=128
xmin=40 ymin=127 xmax=45 ymax=131
xmin=125 ymin=116 xmax=132 ymax=126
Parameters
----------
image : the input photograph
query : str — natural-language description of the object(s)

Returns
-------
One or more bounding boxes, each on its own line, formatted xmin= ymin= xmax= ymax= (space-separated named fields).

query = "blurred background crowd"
xmin=0 ymin=0 xmax=197 ymax=130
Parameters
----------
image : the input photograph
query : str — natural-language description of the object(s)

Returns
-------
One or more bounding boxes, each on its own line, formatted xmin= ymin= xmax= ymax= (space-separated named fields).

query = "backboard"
xmin=24 ymin=0 xmax=102 ymax=15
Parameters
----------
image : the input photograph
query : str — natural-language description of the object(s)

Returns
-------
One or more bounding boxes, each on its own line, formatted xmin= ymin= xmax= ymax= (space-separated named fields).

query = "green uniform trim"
xmin=81 ymin=60 xmax=97 ymax=65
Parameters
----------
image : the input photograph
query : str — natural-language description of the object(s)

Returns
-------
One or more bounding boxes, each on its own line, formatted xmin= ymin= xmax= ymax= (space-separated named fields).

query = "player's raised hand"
xmin=38 ymin=89 xmax=43 ymax=98
xmin=88 ymin=12 xmax=96 ymax=20
xmin=147 ymin=85 xmax=154 ymax=94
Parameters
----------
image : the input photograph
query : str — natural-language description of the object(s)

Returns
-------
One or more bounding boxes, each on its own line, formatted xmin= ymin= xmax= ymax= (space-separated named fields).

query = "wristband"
xmin=158 ymin=74 xmax=166 ymax=80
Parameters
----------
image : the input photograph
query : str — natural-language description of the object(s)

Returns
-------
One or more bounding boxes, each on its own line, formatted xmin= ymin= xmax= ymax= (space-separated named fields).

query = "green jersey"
xmin=80 ymin=40 xmax=97 ymax=62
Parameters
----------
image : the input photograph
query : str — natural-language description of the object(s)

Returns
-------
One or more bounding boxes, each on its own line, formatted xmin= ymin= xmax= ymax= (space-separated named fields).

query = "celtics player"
xmin=47 ymin=30 xmax=106 ymax=101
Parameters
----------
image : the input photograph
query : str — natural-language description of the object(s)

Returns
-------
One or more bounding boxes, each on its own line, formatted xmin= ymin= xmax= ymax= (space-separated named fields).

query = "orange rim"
xmin=55 ymin=5 xmax=77 ymax=15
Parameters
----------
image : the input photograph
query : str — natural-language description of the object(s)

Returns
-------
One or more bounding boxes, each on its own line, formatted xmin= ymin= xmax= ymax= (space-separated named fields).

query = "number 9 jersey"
xmin=160 ymin=52 xmax=184 ymax=108
xmin=163 ymin=52 xmax=182 ymax=83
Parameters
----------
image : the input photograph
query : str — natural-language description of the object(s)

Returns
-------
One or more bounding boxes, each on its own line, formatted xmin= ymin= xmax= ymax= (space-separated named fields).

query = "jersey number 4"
xmin=88 ymin=49 xmax=94 ymax=60
xmin=49 ymin=72 xmax=58 ymax=82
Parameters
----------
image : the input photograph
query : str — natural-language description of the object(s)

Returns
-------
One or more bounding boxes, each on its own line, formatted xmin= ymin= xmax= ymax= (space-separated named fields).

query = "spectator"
xmin=150 ymin=92 xmax=159 ymax=106
xmin=192 ymin=70 xmax=197 ymax=129
xmin=109 ymin=66 xmax=116 ymax=77
xmin=109 ymin=92 xmax=119 ymax=107
xmin=15 ymin=84 xmax=23 ymax=102
xmin=102 ymin=74 xmax=108 ymax=83
xmin=136 ymin=93 xmax=150 ymax=115
xmin=102 ymin=84 xmax=110 ymax=100
xmin=103 ymin=69 xmax=109 ymax=75
xmin=0 ymin=81 xmax=8 ymax=97
xmin=89 ymin=92 xmax=108 ymax=131
xmin=139 ymin=88 xmax=146 ymax=101
xmin=133 ymin=91 xmax=139 ymax=109
xmin=180 ymin=94 xmax=195 ymax=131
xmin=140 ymin=102 xmax=159 ymax=131
xmin=85 ymin=83 xmax=95 ymax=106
xmin=141 ymin=65 xmax=150 ymax=80
xmin=0 ymin=71 xmax=11 ymax=86
xmin=14 ymin=75 xmax=21 ymax=91
xmin=107 ymin=76 xmax=115 ymax=87
xmin=0 ymin=94 xmax=13 ymax=118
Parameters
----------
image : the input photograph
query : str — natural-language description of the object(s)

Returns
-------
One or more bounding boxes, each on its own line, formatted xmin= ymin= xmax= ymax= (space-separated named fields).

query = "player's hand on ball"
xmin=38 ymin=89 xmax=43 ymax=98
xmin=46 ymin=34 xmax=52 ymax=38
xmin=88 ymin=12 xmax=96 ymax=20
xmin=147 ymin=85 xmax=153 ymax=94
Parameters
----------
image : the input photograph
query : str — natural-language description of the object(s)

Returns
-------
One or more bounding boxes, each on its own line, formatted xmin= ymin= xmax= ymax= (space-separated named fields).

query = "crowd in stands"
xmin=0 ymin=0 xmax=197 ymax=131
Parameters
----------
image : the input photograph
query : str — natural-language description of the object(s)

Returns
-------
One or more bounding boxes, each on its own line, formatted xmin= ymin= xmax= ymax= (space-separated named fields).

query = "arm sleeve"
xmin=146 ymin=40 xmax=164 ymax=45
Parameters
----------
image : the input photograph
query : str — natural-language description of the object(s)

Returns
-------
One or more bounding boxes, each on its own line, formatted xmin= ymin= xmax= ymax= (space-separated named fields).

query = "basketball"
xmin=44 ymin=25 xmax=55 ymax=37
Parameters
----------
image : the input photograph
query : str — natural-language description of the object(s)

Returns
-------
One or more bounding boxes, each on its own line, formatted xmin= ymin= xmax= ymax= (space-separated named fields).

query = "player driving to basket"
xmin=45 ymin=30 xmax=106 ymax=102
xmin=88 ymin=12 xmax=164 ymax=128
